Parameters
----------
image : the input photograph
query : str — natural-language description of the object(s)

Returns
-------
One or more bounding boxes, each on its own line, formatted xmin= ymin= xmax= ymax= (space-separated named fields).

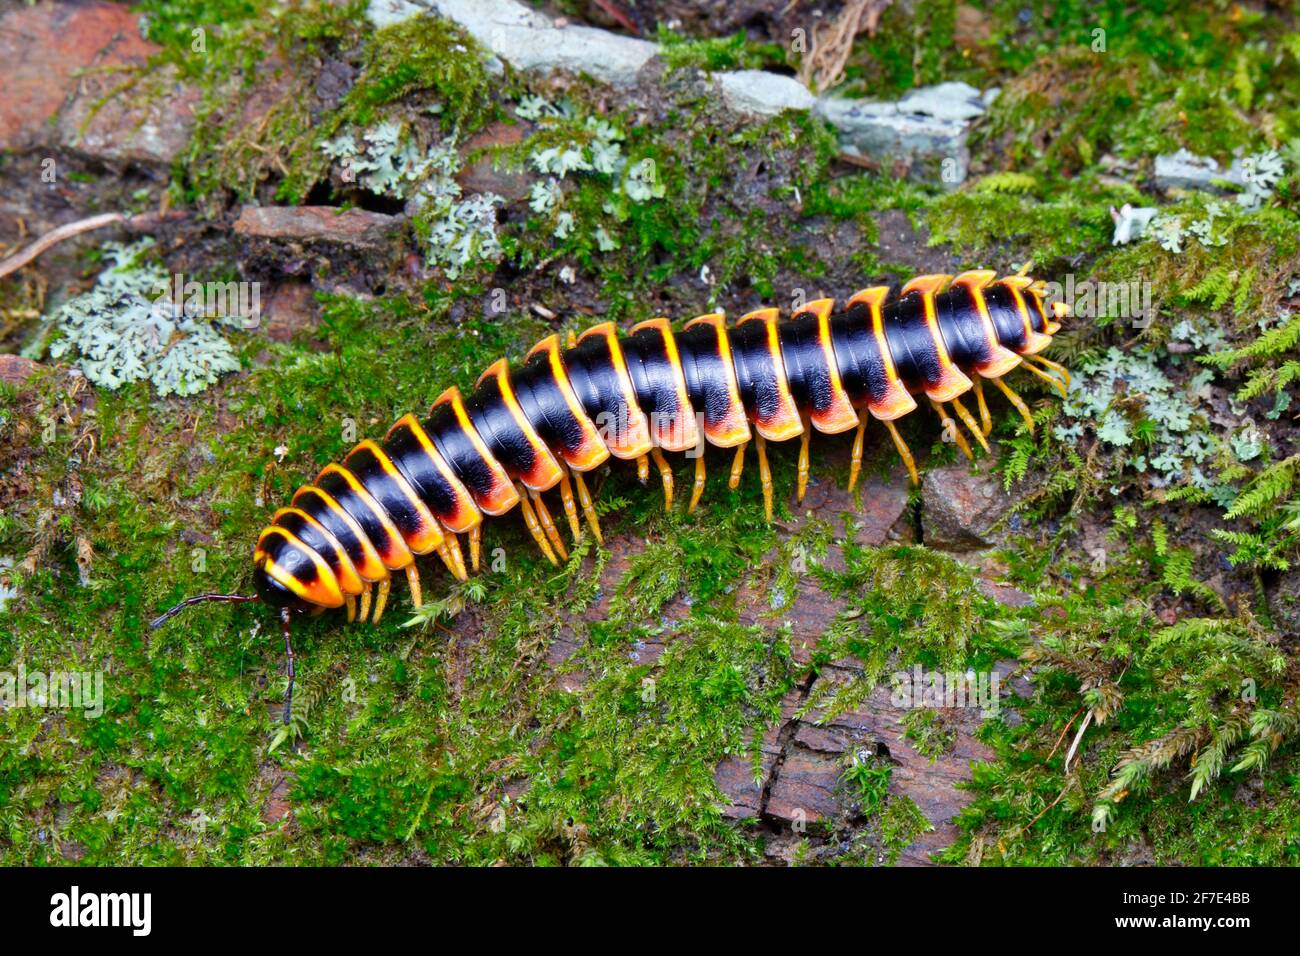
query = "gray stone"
xmin=896 ymin=81 xmax=986 ymax=122
xmin=715 ymin=70 xmax=815 ymax=117
xmin=371 ymin=0 xmax=657 ymax=88
xmin=367 ymin=0 xmax=426 ymax=28
xmin=921 ymin=460 xmax=1013 ymax=552
xmin=369 ymin=0 xmax=987 ymax=189
xmin=816 ymin=82 xmax=986 ymax=188
xmin=1153 ymin=148 xmax=1247 ymax=193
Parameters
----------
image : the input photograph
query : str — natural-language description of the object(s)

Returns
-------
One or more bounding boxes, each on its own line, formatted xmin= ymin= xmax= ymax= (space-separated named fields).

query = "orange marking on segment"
xmin=1046 ymin=299 xmax=1068 ymax=334
xmin=384 ymin=414 xmax=481 ymax=533
xmin=271 ymin=506 xmax=364 ymax=596
xmin=290 ymin=485 xmax=388 ymax=582
xmin=476 ymin=359 xmax=564 ymax=491
xmin=999 ymin=277 xmax=1053 ymax=355
xmin=631 ymin=317 xmax=701 ymax=452
xmin=317 ymin=463 xmax=415 ymax=569
xmin=255 ymin=526 xmax=345 ymax=608
xmin=847 ymin=286 xmax=917 ymax=422
xmin=951 ymin=270 xmax=1022 ymax=379
xmin=431 ymin=386 xmax=520 ymax=515
xmin=576 ymin=321 xmax=653 ymax=459
xmin=346 ymin=440 xmax=445 ymax=554
xmin=902 ymin=273 xmax=972 ymax=402
xmin=522 ymin=336 xmax=609 ymax=473
xmin=793 ymin=297 xmax=859 ymax=435
xmin=684 ymin=313 xmax=751 ymax=448
xmin=738 ymin=308 xmax=802 ymax=441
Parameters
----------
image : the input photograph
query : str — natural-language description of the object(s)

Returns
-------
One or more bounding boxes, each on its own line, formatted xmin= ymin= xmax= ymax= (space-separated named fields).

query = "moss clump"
xmin=177 ymin=4 xmax=498 ymax=207
xmin=655 ymin=26 xmax=788 ymax=75
xmin=340 ymin=15 xmax=499 ymax=132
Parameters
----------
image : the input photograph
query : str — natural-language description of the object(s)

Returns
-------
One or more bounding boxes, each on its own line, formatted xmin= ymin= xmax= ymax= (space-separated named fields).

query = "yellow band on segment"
xmin=999 ymin=276 xmax=1054 ymax=355
xmin=384 ymin=414 xmax=481 ymax=533
xmin=346 ymin=440 xmax=445 ymax=555
xmin=952 ymin=270 xmax=1022 ymax=379
xmin=847 ymin=285 xmax=917 ymax=422
xmin=902 ymin=274 xmax=973 ymax=402
xmin=475 ymin=359 xmax=564 ymax=492
xmin=290 ymin=485 xmax=388 ymax=582
xmin=255 ymin=525 xmax=345 ymax=608
xmin=431 ymin=386 xmax=520 ymax=515
xmin=630 ymin=317 xmax=700 ymax=452
xmin=523 ymin=335 xmax=609 ymax=473
xmin=683 ymin=312 xmax=751 ymax=448
xmin=792 ymin=297 xmax=859 ymax=435
xmin=576 ymin=321 xmax=653 ymax=460
xmin=317 ymin=463 xmax=415 ymax=569
xmin=271 ymin=506 xmax=364 ymax=596
xmin=737 ymin=307 xmax=802 ymax=441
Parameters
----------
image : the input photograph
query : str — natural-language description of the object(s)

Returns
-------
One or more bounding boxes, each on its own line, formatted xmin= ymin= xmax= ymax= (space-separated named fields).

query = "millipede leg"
xmin=756 ymin=434 xmax=773 ymax=522
xmin=372 ymin=577 xmax=392 ymax=625
xmin=972 ymin=378 xmax=992 ymax=436
xmin=558 ymin=468 xmax=582 ymax=543
xmin=406 ymin=564 xmax=424 ymax=609
xmin=444 ymin=532 xmax=468 ymax=582
xmin=650 ymin=447 xmax=674 ymax=510
xmin=435 ymin=541 xmax=460 ymax=581
xmin=517 ymin=484 xmax=558 ymax=565
xmin=530 ymin=487 xmax=568 ymax=561
xmin=688 ymin=452 xmax=706 ymax=514
xmin=729 ymin=442 xmax=747 ymax=489
xmin=797 ymin=414 xmax=811 ymax=504
xmin=883 ymin=419 xmax=919 ymax=486
xmin=931 ymin=399 xmax=973 ymax=461
xmin=1020 ymin=359 xmax=1068 ymax=397
xmin=469 ymin=524 xmax=482 ymax=573
xmin=990 ymin=375 xmax=1035 ymax=432
xmin=950 ymin=396 xmax=991 ymax=454
xmin=1025 ymin=353 xmax=1072 ymax=389
xmin=359 ymin=582 xmax=373 ymax=623
xmin=572 ymin=469 xmax=603 ymax=544
xmin=345 ymin=594 xmax=357 ymax=623
xmin=848 ymin=415 xmax=867 ymax=493
xmin=636 ymin=454 xmax=650 ymax=484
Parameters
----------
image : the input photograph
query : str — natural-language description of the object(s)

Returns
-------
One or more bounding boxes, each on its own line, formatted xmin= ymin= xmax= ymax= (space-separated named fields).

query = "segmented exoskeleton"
xmin=152 ymin=269 xmax=1071 ymax=722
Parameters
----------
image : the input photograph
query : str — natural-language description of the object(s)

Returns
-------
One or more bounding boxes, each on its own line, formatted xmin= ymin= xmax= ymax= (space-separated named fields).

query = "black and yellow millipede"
xmin=152 ymin=269 xmax=1071 ymax=722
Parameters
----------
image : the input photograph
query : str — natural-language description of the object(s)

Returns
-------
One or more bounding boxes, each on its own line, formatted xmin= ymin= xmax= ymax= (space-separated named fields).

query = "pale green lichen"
xmin=1055 ymin=346 xmax=1215 ymax=487
xmin=47 ymin=240 xmax=241 ymax=397
xmin=320 ymin=121 xmax=503 ymax=278
xmin=515 ymin=95 xmax=664 ymax=251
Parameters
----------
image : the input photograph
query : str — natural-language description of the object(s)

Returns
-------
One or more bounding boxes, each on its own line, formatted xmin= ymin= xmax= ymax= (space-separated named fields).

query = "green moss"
xmin=655 ymin=26 xmax=788 ymax=75
xmin=508 ymin=101 xmax=839 ymax=317
xmin=175 ymin=3 xmax=499 ymax=207
xmin=7 ymin=0 xmax=1300 ymax=868
xmin=342 ymin=16 xmax=499 ymax=131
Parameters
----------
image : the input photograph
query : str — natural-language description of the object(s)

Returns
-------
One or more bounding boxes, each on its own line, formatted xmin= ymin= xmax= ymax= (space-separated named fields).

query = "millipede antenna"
xmin=149 ymin=593 xmax=259 ymax=630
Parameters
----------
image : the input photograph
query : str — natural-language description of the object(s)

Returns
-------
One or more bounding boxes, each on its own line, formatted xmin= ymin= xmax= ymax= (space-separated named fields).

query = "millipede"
xmin=151 ymin=269 xmax=1071 ymax=723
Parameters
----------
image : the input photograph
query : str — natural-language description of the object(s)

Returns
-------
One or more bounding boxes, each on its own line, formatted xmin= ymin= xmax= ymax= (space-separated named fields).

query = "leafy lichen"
xmin=46 ymin=241 xmax=241 ymax=397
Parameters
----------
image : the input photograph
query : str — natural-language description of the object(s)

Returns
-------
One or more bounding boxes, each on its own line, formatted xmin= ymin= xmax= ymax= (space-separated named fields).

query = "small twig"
xmin=835 ymin=151 xmax=880 ymax=171
xmin=1022 ymin=784 xmax=1068 ymax=833
xmin=0 ymin=210 xmax=188 ymax=282
xmin=1046 ymin=707 xmax=1085 ymax=762
xmin=591 ymin=0 xmax=639 ymax=35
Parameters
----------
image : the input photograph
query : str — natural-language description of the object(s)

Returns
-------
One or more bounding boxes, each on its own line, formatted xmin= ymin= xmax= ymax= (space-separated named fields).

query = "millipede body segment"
xmin=152 ymin=270 xmax=1071 ymax=722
